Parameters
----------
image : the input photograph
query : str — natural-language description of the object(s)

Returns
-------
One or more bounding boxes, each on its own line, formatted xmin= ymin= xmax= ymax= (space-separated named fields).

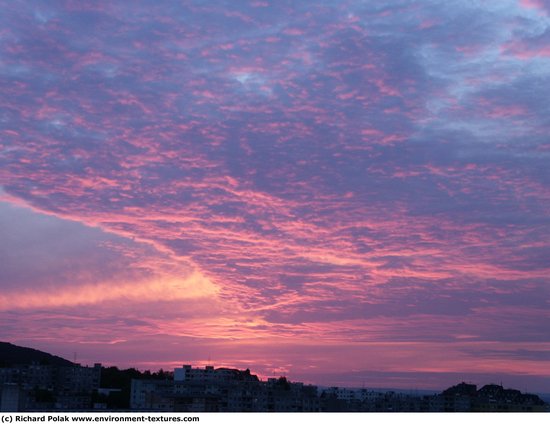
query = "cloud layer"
xmin=1 ymin=0 xmax=549 ymax=391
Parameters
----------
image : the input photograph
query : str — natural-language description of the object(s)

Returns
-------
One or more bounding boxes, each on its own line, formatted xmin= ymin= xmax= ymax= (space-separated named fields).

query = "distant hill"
xmin=0 ymin=342 xmax=74 ymax=367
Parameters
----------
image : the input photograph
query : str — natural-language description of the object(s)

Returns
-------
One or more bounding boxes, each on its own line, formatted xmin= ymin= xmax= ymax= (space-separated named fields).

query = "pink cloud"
xmin=519 ymin=0 xmax=549 ymax=14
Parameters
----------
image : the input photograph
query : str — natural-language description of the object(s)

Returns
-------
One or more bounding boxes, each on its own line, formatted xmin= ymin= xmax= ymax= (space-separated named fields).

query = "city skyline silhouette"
xmin=1 ymin=0 xmax=549 ymax=396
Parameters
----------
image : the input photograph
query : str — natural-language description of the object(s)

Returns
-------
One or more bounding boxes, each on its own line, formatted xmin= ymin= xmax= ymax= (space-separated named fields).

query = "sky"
xmin=1 ymin=0 xmax=549 ymax=393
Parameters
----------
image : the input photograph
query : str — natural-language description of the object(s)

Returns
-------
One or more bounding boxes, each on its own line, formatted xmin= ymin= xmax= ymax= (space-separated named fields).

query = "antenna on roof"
xmin=73 ymin=352 xmax=77 ymax=364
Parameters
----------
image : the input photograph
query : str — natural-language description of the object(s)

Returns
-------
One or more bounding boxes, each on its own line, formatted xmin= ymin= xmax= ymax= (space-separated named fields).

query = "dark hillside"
xmin=0 ymin=342 xmax=74 ymax=367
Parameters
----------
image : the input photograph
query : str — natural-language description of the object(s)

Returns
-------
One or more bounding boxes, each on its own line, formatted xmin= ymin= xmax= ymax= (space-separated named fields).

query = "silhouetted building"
xmin=1 ymin=384 xmax=24 ymax=411
xmin=131 ymin=365 xmax=321 ymax=412
xmin=0 ymin=363 xmax=101 ymax=411
xmin=131 ymin=379 xmax=174 ymax=411
xmin=435 ymin=382 xmax=546 ymax=412
xmin=3 ymin=358 xmax=548 ymax=412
